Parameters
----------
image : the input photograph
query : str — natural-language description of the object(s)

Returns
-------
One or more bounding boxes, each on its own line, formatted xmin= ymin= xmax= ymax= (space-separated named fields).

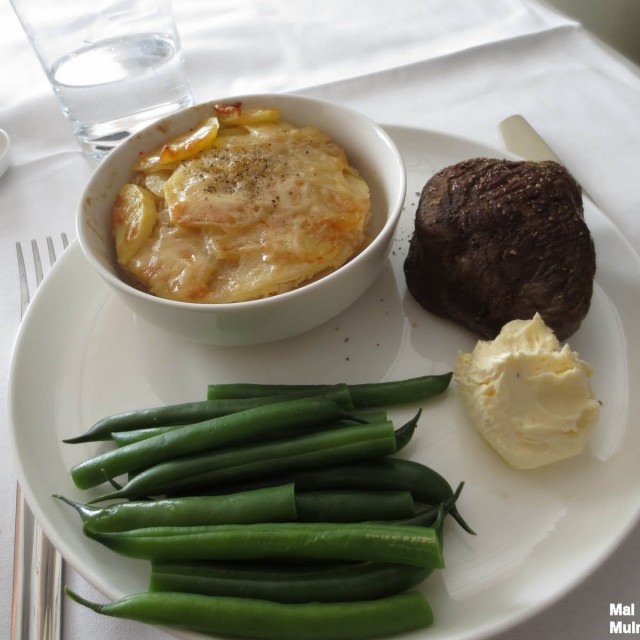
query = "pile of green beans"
xmin=61 ymin=373 xmax=470 ymax=640
xmin=70 ymin=397 xmax=361 ymax=491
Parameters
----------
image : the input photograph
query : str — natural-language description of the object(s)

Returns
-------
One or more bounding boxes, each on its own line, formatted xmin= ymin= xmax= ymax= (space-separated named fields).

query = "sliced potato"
xmin=112 ymin=184 xmax=158 ymax=265
xmin=133 ymin=117 xmax=220 ymax=172
xmin=141 ymin=171 xmax=172 ymax=198
xmin=214 ymin=105 xmax=281 ymax=127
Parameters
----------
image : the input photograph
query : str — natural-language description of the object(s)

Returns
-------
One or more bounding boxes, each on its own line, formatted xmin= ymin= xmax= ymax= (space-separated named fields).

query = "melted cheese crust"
xmin=113 ymin=110 xmax=371 ymax=304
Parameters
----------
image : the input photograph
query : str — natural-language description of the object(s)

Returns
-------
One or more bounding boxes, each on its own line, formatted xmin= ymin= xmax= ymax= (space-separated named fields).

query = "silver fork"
xmin=12 ymin=234 xmax=69 ymax=640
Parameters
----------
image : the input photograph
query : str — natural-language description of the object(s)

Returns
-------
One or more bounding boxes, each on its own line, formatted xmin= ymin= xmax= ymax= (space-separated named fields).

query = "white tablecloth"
xmin=2 ymin=1 xmax=640 ymax=638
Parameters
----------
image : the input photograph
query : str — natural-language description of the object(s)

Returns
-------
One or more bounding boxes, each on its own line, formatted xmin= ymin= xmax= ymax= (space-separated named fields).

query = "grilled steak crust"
xmin=403 ymin=158 xmax=596 ymax=341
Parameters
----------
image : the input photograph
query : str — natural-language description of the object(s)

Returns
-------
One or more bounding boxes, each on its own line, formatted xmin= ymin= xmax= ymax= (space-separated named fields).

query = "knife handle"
xmin=499 ymin=114 xmax=597 ymax=206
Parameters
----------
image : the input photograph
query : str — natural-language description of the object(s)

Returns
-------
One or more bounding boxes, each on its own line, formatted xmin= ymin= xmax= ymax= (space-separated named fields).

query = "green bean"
xmin=83 ymin=522 xmax=444 ymax=567
xmin=90 ymin=421 xmax=398 ymax=502
xmin=65 ymin=588 xmax=434 ymax=640
xmin=110 ymin=409 xmax=389 ymax=448
xmin=388 ymin=482 xmax=464 ymax=528
xmin=55 ymin=485 xmax=297 ymax=532
xmin=387 ymin=504 xmax=444 ymax=528
xmin=339 ymin=373 xmax=453 ymax=407
xmin=393 ymin=409 xmax=421 ymax=452
xmin=111 ymin=426 xmax=176 ymax=446
xmin=149 ymin=560 xmax=431 ymax=603
xmin=64 ymin=385 xmax=355 ymax=444
xmin=71 ymin=398 xmax=356 ymax=490
xmin=294 ymin=490 xmax=415 ymax=522
xmin=207 ymin=373 xmax=453 ymax=408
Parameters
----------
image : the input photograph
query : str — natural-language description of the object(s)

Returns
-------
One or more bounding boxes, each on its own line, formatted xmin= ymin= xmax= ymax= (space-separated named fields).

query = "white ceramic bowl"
xmin=77 ymin=94 xmax=406 ymax=345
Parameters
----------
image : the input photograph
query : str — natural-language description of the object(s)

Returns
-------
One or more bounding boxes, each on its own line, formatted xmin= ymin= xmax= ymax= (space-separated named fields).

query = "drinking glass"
xmin=9 ymin=0 xmax=194 ymax=160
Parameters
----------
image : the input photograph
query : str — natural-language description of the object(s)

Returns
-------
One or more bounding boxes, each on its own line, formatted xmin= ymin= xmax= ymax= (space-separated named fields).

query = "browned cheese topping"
xmin=112 ymin=106 xmax=371 ymax=303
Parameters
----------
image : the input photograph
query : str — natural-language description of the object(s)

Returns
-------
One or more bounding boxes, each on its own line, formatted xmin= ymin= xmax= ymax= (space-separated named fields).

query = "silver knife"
xmin=499 ymin=114 xmax=596 ymax=205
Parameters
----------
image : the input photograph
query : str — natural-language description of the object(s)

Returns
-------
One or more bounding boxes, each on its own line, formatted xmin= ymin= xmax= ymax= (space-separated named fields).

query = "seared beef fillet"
xmin=403 ymin=158 xmax=596 ymax=341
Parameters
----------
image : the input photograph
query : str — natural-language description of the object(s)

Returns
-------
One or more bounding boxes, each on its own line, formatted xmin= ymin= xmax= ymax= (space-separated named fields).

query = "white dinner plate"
xmin=8 ymin=125 xmax=640 ymax=640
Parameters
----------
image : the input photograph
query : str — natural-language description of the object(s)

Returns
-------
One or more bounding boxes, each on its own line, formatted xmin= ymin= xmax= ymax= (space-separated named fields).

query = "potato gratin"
xmin=111 ymin=104 xmax=372 ymax=303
